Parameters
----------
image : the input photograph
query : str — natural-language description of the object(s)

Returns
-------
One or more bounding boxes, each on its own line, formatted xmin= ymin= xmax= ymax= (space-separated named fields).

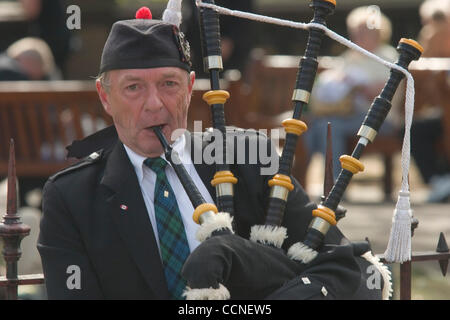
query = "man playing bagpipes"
xmin=37 ymin=0 xmax=421 ymax=300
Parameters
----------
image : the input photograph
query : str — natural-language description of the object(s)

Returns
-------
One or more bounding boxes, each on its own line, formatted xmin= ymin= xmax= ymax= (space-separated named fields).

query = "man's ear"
xmin=186 ymin=71 xmax=196 ymax=108
xmin=96 ymin=79 xmax=112 ymax=116
xmin=188 ymin=71 xmax=195 ymax=94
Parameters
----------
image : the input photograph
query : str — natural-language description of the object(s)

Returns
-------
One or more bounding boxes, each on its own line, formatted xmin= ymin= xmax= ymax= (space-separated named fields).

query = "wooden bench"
xmin=0 ymin=81 xmax=112 ymax=178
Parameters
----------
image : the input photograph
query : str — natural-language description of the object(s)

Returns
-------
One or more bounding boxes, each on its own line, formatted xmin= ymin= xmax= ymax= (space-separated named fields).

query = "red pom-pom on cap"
xmin=135 ymin=7 xmax=152 ymax=19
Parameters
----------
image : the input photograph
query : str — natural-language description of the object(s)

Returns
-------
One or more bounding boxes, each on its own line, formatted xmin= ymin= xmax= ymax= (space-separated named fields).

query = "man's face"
xmin=97 ymin=67 xmax=195 ymax=158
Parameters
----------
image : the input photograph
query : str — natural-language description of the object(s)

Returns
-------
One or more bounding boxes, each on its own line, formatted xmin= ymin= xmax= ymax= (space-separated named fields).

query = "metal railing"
xmin=0 ymin=140 xmax=44 ymax=300
xmin=377 ymin=229 xmax=449 ymax=300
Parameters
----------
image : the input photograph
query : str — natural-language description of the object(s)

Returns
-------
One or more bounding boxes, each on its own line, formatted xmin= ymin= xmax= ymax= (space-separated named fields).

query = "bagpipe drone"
xmin=156 ymin=0 xmax=423 ymax=300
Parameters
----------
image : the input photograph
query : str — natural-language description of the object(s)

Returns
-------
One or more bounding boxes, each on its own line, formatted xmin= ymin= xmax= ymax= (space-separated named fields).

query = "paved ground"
xmin=337 ymin=202 xmax=450 ymax=253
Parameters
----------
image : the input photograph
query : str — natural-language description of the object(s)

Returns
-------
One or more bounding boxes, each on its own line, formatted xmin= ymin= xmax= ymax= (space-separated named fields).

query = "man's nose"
xmin=144 ymin=87 xmax=164 ymax=113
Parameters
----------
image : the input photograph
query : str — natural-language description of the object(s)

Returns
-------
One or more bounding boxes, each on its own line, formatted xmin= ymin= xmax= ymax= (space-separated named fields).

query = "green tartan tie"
xmin=144 ymin=157 xmax=190 ymax=300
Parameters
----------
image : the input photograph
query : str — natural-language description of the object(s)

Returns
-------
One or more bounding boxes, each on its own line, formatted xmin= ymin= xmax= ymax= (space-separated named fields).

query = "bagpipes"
xmin=157 ymin=0 xmax=423 ymax=300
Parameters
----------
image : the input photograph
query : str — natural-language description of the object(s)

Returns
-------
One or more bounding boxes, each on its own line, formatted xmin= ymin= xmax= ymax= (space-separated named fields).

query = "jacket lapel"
xmin=101 ymin=142 xmax=169 ymax=299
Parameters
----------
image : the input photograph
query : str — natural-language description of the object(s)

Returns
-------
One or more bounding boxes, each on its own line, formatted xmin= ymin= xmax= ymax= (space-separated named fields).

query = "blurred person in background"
xmin=410 ymin=0 xmax=450 ymax=202
xmin=418 ymin=0 xmax=450 ymax=57
xmin=303 ymin=6 xmax=399 ymax=180
xmin=0 ymin=37 xmax=61 ymax=81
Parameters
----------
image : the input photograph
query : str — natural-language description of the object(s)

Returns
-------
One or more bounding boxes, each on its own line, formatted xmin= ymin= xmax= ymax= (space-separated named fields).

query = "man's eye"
xmin=126 ymin=84 xmax=139 ymax=91
xmin=165 ymin=81 xmax=177 ymax=87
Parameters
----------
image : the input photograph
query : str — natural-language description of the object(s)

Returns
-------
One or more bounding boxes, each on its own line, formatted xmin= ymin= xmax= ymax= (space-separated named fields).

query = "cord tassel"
xmin=384 ymin=191 xmax=412 ymax=263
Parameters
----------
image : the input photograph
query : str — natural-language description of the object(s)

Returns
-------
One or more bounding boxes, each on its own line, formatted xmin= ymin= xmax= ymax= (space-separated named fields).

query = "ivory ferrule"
xmin=357 ymin=125 xmax=378 ymax=143
xmin=216 ymin=182 xmax=234 ymax=197
xmin=269 ymin=185 xmax=290 ymax=201
xmin=204 ymin=55 xmax=223 ymax=70
xmin=292 ymin=89 xmax=311 ymax=103
xmin=308 ymin=216 xmax=331 ymax=235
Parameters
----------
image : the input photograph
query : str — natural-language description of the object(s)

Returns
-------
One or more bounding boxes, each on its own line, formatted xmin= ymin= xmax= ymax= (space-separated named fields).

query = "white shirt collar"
xmin=124 ymin=133 xmax=188 ymax=183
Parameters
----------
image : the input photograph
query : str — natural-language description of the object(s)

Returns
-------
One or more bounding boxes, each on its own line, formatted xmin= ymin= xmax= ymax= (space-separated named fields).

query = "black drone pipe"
xmin=263 ymin=0 xmax=336 ymax=228
xmin=197 ymin=0 xmax=237 ymax=216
